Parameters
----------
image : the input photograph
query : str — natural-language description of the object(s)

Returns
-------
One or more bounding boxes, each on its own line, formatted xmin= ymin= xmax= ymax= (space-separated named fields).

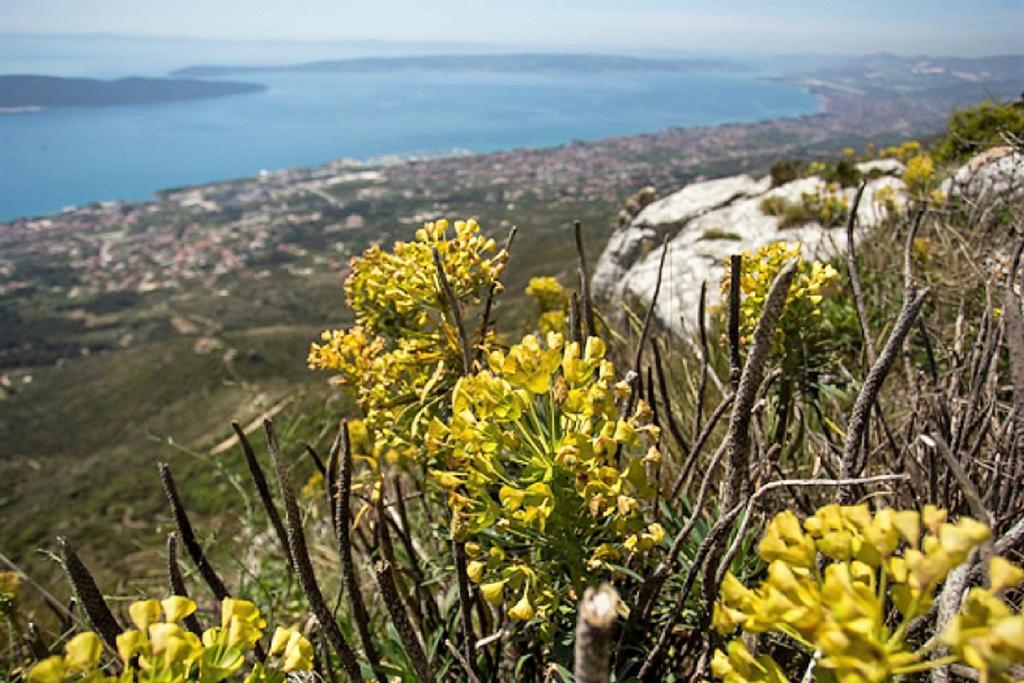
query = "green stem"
xmin=892 ymin=655 xmax=958 ymax=675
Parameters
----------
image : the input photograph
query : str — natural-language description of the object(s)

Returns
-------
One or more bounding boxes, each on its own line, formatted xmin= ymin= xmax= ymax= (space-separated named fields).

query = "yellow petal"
xmin=269 ymin=627 xmax=291 ymax=657
xmin=990 ymin=556 xmax=1024 ymax=593
xmin=27 ymin=656 xmax=64 ymax=683
xmin=161 ymin=596 xmax=196 ymax=624
xmin=148 ymin=623 xmax=185 ymax=655
xmin=467 ymin=560 xmax=486 ymax=584
xmin=64 ymin=632 xmax=103 ymax=671
xmin=508 ymin=589 xmax=535 ymax=621
xmin=116 ymin=629 xmax=146 ymax=663
xmin=129 ymin=599 xmax=161 ymax=631
xmin=480 ymin=580 xmax=507 ymax=606
xmin=221 ymin=597 xmax=261 ymax=629
xmin=282 ymin=632 xmax=315 ymax=672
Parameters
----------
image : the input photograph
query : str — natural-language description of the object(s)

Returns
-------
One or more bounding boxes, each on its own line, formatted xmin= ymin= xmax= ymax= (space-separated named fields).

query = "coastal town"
xmin=4 ymin=65 xmax=1011 ymax=373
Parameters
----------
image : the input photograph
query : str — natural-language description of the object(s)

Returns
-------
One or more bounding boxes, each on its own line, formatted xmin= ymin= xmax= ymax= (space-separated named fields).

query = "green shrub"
xmin=935 ymin=98 xmax=1024 ymax=163
xmin=780 ymin=202 xmax=814 ymax=228
xmin=699 ymin=228 xmax=743 ymax=241
xmin=759 ymin=195 xmax=788 ymax=216
xmin=769 ymin=159 xmax=803 ymax=187
xmin=822 ymin=158 xmax=863 ymax=188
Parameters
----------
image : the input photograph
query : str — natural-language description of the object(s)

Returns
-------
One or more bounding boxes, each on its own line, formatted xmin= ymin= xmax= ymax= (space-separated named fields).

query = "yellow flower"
xmin=481 ymin=580 xmax=507 ymax=606
xmin=508 ymin=589 xmax=535 ymax=621
xmin=129 ymin=599 xmax=162 ymax=632
xmin=269 ymin=628 xmax=314 ymax=672
xmin=711 ymin=640 xmax=788 ymax=683
xmin=161 ymin=596 xmax=196 ymax=624
xmin=759 ymin=510 xmax=815 ymax=569
xmin=990 ymin=556 xmax=1024 ymax=593
xmin=715 ymin=506 xmax=1005 ymax=682
xmin=467 ymin=560 xmax=486 ymax=583
xmin=903 ymin=154 xmax=936 ymax=195
xmin=116 ymin=629 xmax=147 ymax=663
xmin=282 ymin=632 xmax=314 ymax=672
xmin=525 ymin=276 xmax=569 ymax=314
xmin=27 ymin=656 xmax=64 ymax=683
xmin=221 ymin=598 xmax=265 ymax=650
xmin=64 ymin=631 xmax=103 ymax=671
xmin=220 ymin=598 xmax=261 ymax=630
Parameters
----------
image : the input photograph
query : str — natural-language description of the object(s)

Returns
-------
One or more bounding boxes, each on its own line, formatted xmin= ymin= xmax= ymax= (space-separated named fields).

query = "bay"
xmin=0 ymin=68 xmax=817 ymax=221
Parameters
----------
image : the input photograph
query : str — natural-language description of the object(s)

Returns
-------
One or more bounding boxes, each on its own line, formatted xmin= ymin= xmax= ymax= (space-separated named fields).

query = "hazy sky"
xmin=4 ymin=0 xmax=1023 ymax=55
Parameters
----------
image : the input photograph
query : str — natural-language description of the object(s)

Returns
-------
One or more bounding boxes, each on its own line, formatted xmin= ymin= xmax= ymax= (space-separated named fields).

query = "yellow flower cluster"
xmin=902 ymin=154 xmax=936 ymax=197
xmin=879 ymin=140 xmax=922 ymax=162
xmin=309 ymin=219 xmax=508 ymax=462
xmin=525 ymin=276 xmax=570 ymax=334
xmin=721 ymin=242 xmax=839 ymax=371
xmin=27 ymin=597 xmax=312 ymax=683
xmin=800 ymin=185 xmax=850 ymax=228
xmin=873 ymin=186 xmax=899 ymax=213
xmin=427 ymin=333 xmax=663 ymax=627
xmin=943 ymin=556 xmax=1024 ymax=681
xmin=712 ymin=506 xmax=1024 ymax=683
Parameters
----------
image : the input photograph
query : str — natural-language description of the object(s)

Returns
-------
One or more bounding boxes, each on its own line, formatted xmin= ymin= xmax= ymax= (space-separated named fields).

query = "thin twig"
xmin=57 ymin=538 xmax=121 ymax=653
xmin=634 ymin=440 xmax=729 ymax=624
xmin=837 ymin=288 xmax=930 ymax=503
xmin=158 ymin=462 xmax=229 ymax=600
xmin=652 ymin=339 xmax=690 ymax=457
xmin=669 ymin=393 xmax=734 ymax=501
xmin=633 ymin=237 xmax=670 ymax=374
xmin=844 ymin=182 xmax=876 ymax=365
xmin=166 ymin=533 xmax=203 ymax=635
xmin=636 ymin=504 xmax=744 ymax=680
xmin=474 ymin=225 xmax=517 ymax=362
xmin=335 ymin=422 xmax=385 ymax=681
xmin=920 ymin=434 xmax=993 ymax=527
xmin=264 ymin=419 xmax=364 ymax=682
xmin=232 ymin=422 xmax=292 ymax=567
xmin=433 ymin=247 xmax=473 ymax=374
xmin=694 ymin=281 xmax=710 ymax=439
xmin=303 ymin=443 xmax=327 ymax=477
xmin=727 ymin=254 xmax=743 ymax=388
xmin=575 ymin=219 xmax=597 ymax=339
xmin=446 ymin=639 xmax=484 ymax=683
xmin=722 ymin=260 xmax=798 ymax=510
xmin=0 ymin=551 xmax=81 ymax=633
xmin=374 ymin=560 xmax=434 ymax=682
xmin=569 ymin=291 xmax=583 ymax=345
xmin=714 ymin=474 xmax=909 ymax=588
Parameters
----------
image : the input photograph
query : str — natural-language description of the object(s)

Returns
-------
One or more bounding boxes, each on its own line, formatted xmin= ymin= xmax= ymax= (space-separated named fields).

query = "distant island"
xmin=172 ymin=53 xmax=746 ymax=77
xmin=0 ymin=75 xmax=265 ymax=109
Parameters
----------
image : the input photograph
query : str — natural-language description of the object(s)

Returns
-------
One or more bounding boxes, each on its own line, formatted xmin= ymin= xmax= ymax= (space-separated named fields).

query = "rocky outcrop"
xmin=941 ymin=146 xmax=1023 ymax=204
xmin=593 ymin=174 xmax=770 ymax=305
xmin=593 ymin=160 xmax=906 ymax=335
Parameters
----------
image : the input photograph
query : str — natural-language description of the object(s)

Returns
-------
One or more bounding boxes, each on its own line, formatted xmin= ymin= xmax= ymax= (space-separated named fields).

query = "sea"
xmin=0 ymin=37 xmax=819 ymax=222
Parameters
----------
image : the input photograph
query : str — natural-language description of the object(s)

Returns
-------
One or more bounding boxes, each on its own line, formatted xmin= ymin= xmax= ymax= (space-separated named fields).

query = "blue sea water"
xmin=0 ymin=69 xmax=817 ymax=221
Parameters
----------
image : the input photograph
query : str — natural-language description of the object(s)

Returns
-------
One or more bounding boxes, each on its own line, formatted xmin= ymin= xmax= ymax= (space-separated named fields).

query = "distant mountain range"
xmin=171 ymin=53 xmax=746 ymax=77
xmin=0 ymin=75 xmax=265 ymax=108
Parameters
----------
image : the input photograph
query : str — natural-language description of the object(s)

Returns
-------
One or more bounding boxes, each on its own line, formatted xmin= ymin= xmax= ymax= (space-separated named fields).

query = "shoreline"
xmin=2 ymin=88 xmax=824 ymax=225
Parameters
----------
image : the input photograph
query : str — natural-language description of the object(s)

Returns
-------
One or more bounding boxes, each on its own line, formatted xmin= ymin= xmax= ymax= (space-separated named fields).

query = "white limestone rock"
xmin=592 ymin=174 xmax=770 ymax=302
xmin=941 ymin=146 xmax=1024 ymax=204
xmin=596 ymin=172 xmax=906 ymax=336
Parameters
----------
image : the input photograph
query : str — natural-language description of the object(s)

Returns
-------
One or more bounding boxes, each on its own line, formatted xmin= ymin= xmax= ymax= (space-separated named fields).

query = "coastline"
xmin=0 ymin=70 xmax=820 ymax=223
